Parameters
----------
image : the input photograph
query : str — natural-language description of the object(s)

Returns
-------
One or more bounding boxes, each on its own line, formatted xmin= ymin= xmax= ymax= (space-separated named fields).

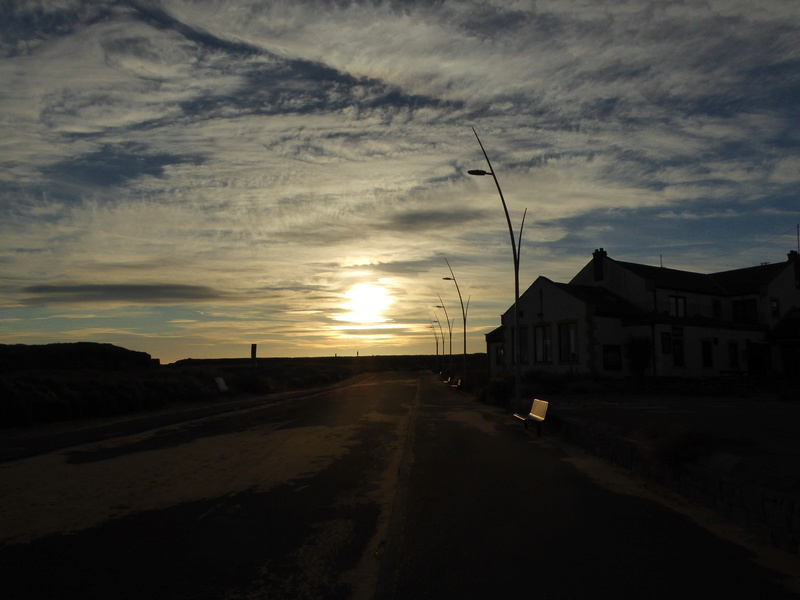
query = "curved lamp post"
xmin=468 ymin=127 xmax=527 ymax=412
xmin=429 ymin=322 xmax=440 ymax=371
xmin=443 ymin=257 xmax=470 ymax=387
xmin=435 ymin=293 xmax=453 ymax=378
xmin=431 ymin=317 xmax=445 ymax=374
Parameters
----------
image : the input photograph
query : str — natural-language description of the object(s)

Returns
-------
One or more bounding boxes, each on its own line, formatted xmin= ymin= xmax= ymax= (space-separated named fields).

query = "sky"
xmin=1 ymin=0 xmax=798 ymax=364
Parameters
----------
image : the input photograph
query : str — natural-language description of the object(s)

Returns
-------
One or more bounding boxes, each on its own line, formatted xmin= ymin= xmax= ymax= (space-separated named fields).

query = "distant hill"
xmin=0 ymin=342 xmax=157 ymax=372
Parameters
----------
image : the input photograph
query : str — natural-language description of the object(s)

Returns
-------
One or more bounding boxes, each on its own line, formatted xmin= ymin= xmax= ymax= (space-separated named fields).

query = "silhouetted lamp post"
xmin=436 ymin=293 xmax=453 ymax=377
xmin=432 ymin=317 xmax=445 ymax=373
xmin=443 ymin=257 xmax=470 ymax=386
xmin=429 ymin=322 xmax=440 ymax=371
xmin=468 ymin=127 xmax=527 ymax=412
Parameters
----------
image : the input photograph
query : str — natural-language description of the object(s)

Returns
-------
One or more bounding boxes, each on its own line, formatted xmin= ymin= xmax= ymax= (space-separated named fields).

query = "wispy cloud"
xmin=20 ymin=283 xmax=226 ymax=305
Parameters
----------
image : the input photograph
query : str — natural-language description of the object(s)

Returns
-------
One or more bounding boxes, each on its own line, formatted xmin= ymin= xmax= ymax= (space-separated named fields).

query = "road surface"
xmin=1 ymin=371 xmax=796 ymax=599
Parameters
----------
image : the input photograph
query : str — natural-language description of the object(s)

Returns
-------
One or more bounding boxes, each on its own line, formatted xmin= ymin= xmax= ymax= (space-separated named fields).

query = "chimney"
xmin=593 ymin=248 xmax=607 ymax=282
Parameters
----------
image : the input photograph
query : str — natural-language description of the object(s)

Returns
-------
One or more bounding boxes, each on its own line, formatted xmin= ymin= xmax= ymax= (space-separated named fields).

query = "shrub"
xmin=482 ymin=374 xmax=515 ymax=408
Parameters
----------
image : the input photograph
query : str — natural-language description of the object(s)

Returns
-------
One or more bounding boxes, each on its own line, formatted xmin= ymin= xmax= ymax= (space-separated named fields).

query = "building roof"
xmin=485 ymin=325 xmax=505 ymax=342
xmin=552 ymin=282 xmax=643 ymax=318
xmin=708 ymin=262 xmax=789 ymax=295
xmin=615 ymin=258 xmax=789 ymax=296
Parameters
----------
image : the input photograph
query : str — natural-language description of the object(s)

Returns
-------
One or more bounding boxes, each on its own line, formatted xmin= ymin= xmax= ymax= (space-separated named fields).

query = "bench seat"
xmin=513 ymin=399 xmax=549 ymax=436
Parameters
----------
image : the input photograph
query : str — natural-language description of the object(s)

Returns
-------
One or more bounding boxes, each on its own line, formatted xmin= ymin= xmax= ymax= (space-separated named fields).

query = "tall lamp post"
xmin=429 ymin=322 xmax=440 ymax=372
xmin=435 ymin=293 xmax=453 ymax=378
xmin=468 ymin=127 xmax=527 ymax=413
xmin=443 ymin=257 xmax=470 ymax=387
xmin=431 ymin=317 xmax=445 ymax=374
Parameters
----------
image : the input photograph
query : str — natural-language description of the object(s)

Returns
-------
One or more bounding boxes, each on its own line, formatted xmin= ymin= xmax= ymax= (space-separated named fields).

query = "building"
xmin=486 ymin=249 xmax=800 ymax=379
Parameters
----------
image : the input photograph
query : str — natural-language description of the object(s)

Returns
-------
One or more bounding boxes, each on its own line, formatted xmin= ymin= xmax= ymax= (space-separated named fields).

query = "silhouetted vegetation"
xmin=0 ymin=342 xmax=157 ymax=371
xmin=0 ymin=343 xmax=490 ymax=428
xmin=0 ymin=342 xmax=215 ymax=427
xmin=477 ymin=366 xmax=800 ymax=410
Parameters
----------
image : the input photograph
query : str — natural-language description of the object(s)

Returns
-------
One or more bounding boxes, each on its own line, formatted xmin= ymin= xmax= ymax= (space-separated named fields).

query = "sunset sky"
xmin=2 ymin=0 xmax=798 ymax=363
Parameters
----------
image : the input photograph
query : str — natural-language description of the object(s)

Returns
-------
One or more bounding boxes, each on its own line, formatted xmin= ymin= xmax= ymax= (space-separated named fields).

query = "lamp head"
xmin=468 ymin=169 xmax=490 ymax=176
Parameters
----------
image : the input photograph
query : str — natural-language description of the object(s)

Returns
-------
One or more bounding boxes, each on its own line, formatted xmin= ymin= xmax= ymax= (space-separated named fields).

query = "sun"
xmin=339 ymin=283 xmax=393 ymax=324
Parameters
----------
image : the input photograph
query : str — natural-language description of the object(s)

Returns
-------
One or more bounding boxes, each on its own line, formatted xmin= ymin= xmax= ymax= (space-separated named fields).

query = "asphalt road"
xmin=0 ymin=371 xmax=796 ymax=599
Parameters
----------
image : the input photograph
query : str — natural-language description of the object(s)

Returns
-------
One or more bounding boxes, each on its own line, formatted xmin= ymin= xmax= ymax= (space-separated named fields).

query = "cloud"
xmin=20 ymin=283 xmax=225 ymax=306
xmin=1 ymin=0 xmax=798 ymax=361
xmin=41 ymin=142 xmax=205 ymax=191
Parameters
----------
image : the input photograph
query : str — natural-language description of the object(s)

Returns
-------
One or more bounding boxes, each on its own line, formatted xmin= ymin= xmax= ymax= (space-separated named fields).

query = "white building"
xmin=486 ymin=249 xmax=800 ymax=379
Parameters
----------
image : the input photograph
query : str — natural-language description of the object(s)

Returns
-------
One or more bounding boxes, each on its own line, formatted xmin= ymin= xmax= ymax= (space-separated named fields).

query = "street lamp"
xmin=468 ymin=127 xmax=527 ymax=413
xmin=429 ymin=322 xmax=440 ymax=372
xmin=443 ymin=257 xmax=470 ymax=387
xmin=435 ymin=293 xmax=453 ymax=378
xmin=431 ymin=317 xmax=445 ymax=374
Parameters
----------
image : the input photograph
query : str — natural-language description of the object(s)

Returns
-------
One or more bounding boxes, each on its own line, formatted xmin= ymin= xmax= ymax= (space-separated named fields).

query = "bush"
xmin=226 ymin=372 xmax=274 ymax=395
xmin=482 ymin=374 xmax=515 ymax=409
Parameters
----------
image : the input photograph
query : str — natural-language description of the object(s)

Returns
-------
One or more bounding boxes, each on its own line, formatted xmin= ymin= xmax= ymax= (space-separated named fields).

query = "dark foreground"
xmin=1 ymin=371 xmax=797 ymax=599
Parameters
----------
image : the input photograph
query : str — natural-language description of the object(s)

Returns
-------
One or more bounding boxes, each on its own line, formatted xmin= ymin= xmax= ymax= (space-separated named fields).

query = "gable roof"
xmin=708 ymin=262 xmax=788 ymax=295
xmin=615 ymin=261 xmax=725 ymax=294
xmin=552 ymin=282 xmax=643 ymax=318
xmin=615 ymin=259 xmax=789 ymax=296
xmin=485 ymin=325 xmax=505 ymax=342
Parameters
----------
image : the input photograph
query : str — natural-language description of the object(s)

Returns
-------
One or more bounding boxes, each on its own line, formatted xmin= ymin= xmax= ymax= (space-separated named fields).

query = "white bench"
xmin=513 ymin=399 xmax=549 ymax=437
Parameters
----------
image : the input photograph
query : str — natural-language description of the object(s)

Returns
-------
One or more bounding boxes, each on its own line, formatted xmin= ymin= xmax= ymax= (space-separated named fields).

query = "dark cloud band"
xmin=21 ymin=283 xmax=223 ymax=305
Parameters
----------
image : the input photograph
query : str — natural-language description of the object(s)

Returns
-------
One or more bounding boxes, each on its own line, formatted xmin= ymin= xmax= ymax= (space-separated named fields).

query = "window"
xmin=712 ymin=299 xmax=722 ymax=319
xmin=603 ymin=345 xmax=622 ymax=370
xmin=728 ymin=341 xmax=740 ymax=369
xmin=672 ymin=338 xmax=685 ymax=366
xmin=701 ymin=340 xmax=713 ymax=368
xmin=558 ymin=322 xmax=578 ymax=362
xmin=732 ymin=299 xmax=758 ymax=324
xmin=661 ymin=332 xmax=672 ymax=354
xmin=771 ymin=298 xmax=781 ymax=319
xmin=672 ymin=327 xmax=684 ymax=367
xmin=533 ymin=324 xmax=552 ymax=363
xmin=669 ymin=295 xmax=686 ymax=317
xmin=494 ymin=346 xmax=504 ymax=366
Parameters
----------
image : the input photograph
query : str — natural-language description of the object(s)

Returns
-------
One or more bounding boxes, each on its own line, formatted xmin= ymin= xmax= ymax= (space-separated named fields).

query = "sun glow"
xmin=337 ymin=283 xmax=393 ymax=324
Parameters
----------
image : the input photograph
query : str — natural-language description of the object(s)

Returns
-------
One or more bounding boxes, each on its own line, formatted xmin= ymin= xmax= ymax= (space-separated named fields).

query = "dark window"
xmin=672 ymin=326 xmax=684 ymax=366
xmin=712 ymin=299 xmax=722 ymax=319
xmin=729 ymin=341 xmax=740 ymax=369
xmin=519 ymin=326 xmax=529 ymax=364
xmin=673 ymin=338 xmax=685 ymax=366
xmin=701 ymin=340 xmax=713 ymax=368
xmin=661 ymin=332 xmax=672 ymax=354
xmin=771 ymin=298 xmax=780 ymax=318
xmin=732 ymin=299 xmax=758 ymax=324
xmin=603 ymin=345 xmax=622 ymax=370
xmin=533 ymin=325 xmax=552 ymax=363
xmin=669 ymin=295 xmax=686 ymax=317
xmin=558 ymin=322 xmax=578 ymax=362
xmin=494 ymin=347 xmax=504 ymax=366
